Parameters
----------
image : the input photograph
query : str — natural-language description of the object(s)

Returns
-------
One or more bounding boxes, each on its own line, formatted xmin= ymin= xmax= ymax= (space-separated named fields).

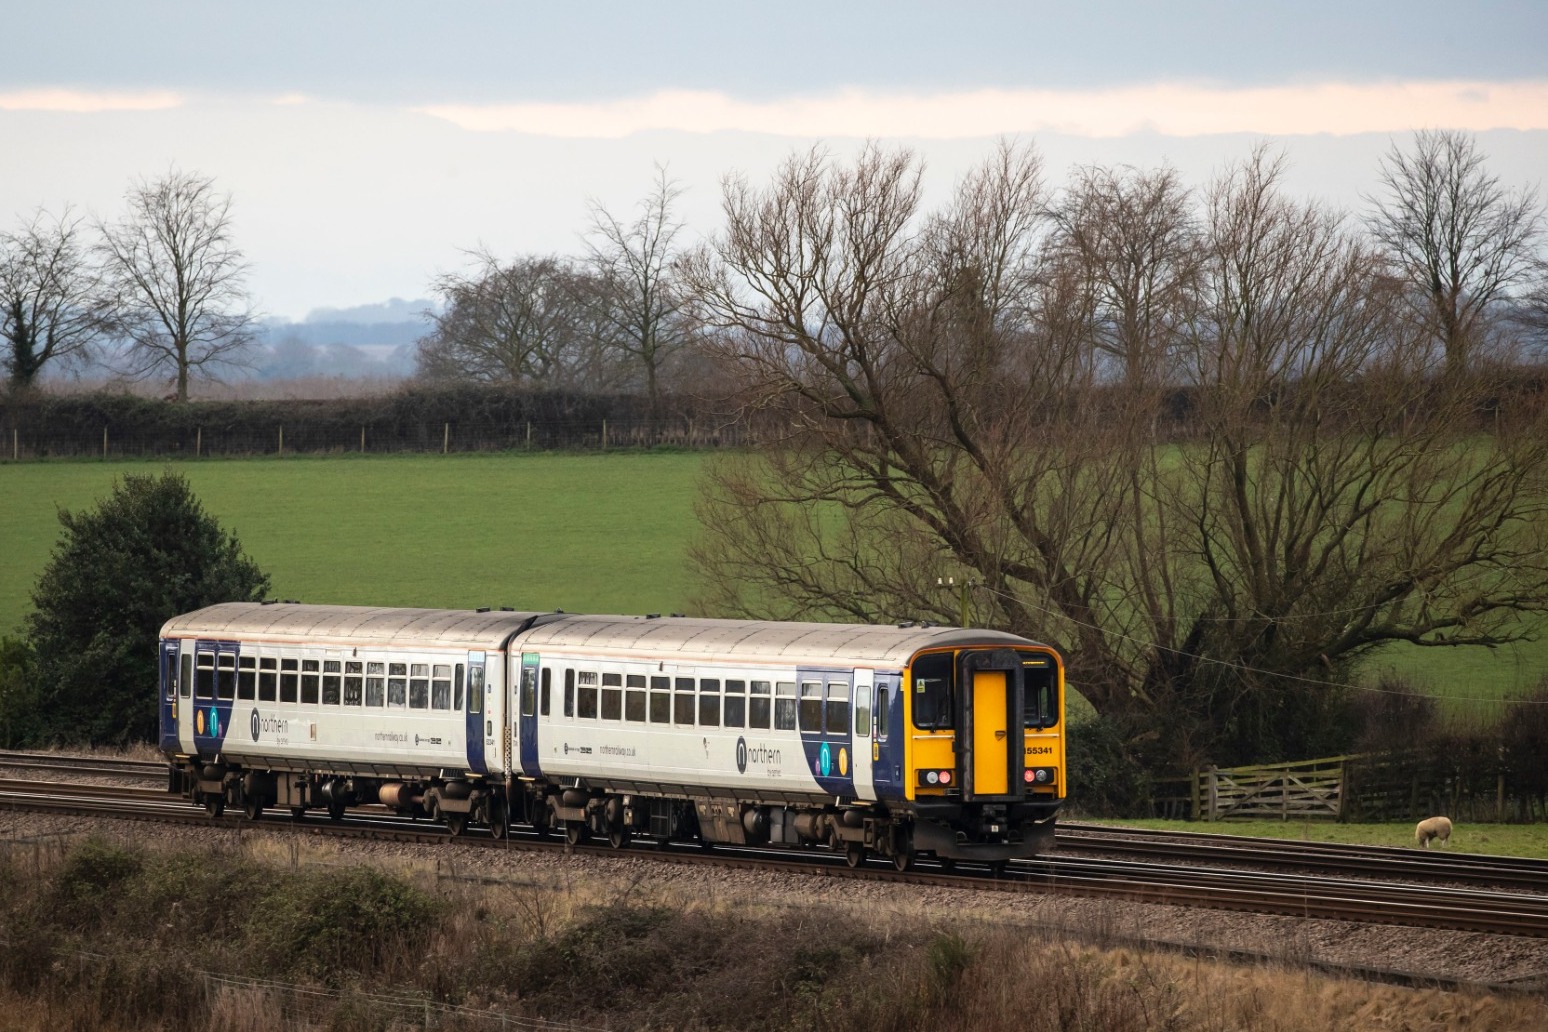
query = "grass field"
xmin=1092 ymin=818 xmax=1548 ymax=859
xmin=2 ymin=452 xmax=1544 ymax=712
xmin=0 ymin=453 xmax=709 ymax=637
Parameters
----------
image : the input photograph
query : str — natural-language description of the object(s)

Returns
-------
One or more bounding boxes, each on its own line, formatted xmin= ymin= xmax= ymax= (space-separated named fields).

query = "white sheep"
xmin=1414 ymin=815 xmax=1453 ymax=849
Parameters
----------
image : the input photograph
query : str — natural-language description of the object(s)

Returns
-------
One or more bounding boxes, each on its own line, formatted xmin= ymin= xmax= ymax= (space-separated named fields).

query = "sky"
xmin=4 ymin=1 xmax=1546 ymax=321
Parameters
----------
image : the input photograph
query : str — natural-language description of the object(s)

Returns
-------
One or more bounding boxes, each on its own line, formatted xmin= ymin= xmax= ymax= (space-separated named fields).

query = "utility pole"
xmin=937 ymin=576 xmax=974 ymax=627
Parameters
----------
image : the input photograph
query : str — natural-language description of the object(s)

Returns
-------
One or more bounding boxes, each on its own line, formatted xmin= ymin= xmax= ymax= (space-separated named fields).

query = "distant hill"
xmin=250 ymin=298 xmax=439 ymax=379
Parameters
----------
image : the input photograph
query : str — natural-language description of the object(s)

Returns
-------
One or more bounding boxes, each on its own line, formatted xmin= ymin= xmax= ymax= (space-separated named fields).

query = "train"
xmin=159 ymin=602 xmax=1066 ymax=870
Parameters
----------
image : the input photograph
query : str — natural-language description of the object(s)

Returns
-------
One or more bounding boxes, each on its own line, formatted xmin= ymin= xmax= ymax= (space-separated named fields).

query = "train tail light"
xmin=918 ymin=769 xmax=955 ymax=787
xmin=1025 ymin=767 xmax=1057 ymax=785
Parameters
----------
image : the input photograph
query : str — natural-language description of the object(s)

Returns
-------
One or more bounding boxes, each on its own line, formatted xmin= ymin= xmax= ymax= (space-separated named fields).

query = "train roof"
xmin=160 ymin=603 xmax=549 ymax=651
xmin=161 ymin=604 xmax=1050 ymax=667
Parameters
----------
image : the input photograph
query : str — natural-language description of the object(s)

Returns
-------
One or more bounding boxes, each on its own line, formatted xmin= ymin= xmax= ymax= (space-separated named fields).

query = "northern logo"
xmin=250 ymin=707 xmax=260 ymax=742
xmin=735 ymin=736 xmax=748 ymax=773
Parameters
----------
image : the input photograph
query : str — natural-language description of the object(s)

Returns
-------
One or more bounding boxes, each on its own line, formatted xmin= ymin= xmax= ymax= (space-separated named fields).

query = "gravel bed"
xmin=3 ymin=806 xmax=1546 ymax=989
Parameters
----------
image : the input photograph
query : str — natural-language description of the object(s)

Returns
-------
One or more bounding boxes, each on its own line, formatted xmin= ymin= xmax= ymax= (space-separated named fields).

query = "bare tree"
xmin=585 ymin=168 xmax=692 ymax=415
xmin=95 ymin=171 xmax=256 ymax=402
xmin=1 ymin=207 xmax=109 ymax=391
xmin=415 ymin=250 xmax=621 ymax=388
xmin=1367 ymin=129 xmax=1545 ymax=375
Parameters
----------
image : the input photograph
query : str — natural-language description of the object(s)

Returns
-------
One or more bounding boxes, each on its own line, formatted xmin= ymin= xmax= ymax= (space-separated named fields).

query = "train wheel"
xmin=891 ymin=837 xmax=914 ymax=873
xmin=290 ymin=806 xmax=307 ymax=822
xmin=445 ymin=812 xmax=468 ymax=837
xmin=845 ymin=842 xmax=865 ymax=868
xmin=938 ymin=857 xmax=956 ymax=873
xmin=608 ymin=827 xmax=631 ymax=850
xmin=243 ymin=797 xmax=264 ymax=822
xmin=327 ymin=799 xmax=346 ymax=822
xmin=204 ymin=792 xmax=225 ymax=818
xmin=564 ymin=821 xmax=586 ymax=847
xmin=489 ymin=799 xmax=509 ymax=840
xmin=987 ymin=860 xmax=1007 ymax=877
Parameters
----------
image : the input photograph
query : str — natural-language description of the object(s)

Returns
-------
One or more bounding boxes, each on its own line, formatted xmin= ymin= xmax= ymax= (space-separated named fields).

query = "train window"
xmin=280 ymin=659 xmax=299 ymax=704
xmin=216 ymin=653 xmax=236 ymax=701
xmin=625 ymin=674 xmax=646 ymax=722
xmin=387 ymin=677 xmax=407 ymax=708
xmin=775 ymin=682 xmax=797 ymax=731
xmin=854 ymin=687 xmax=870 ymax=738
xmin=237 ymin=656 xmax=256 ymax=700
xmin=576 ymin=671 xmax=599 ymax=719
xmin=798 ymin=682 xmax=823 ymax=732
xmin=650 ymin=676 xmax=670 ymax=723
xmin=258 ymin=657 xmax=277 ymax=702
xmin=563 ymin=669 xmax=575 ymax=718
xmin=520 ymin=666 xmax=537 ymax=717
xmin=723 ymin=680 xmax=746 ymax=728
xmin=876 ymin=687 xmax=890 ymax=740
xmin=749 ymin=681 xmax=772 ymax=730
xmin=454 ymin=664 xmax=464 ymax=711
xmin=432 ymin=665 xmax=452 ymax=710
xmin=601 ymin=672 xmax=622 ymax=721
xmin=1022 ymin=659 xmax=1058 ymax=730
xmin=539 ymin=667 xmax=550 ymax=716
xmin=344 ymin=662 xmax=363 ymax=706
xmin=322 ymin=661 xmax=342 ymax=705
xmin=911 ymin=653 xmax=954 ymax=730
xmin=826 ymin=683 xmax=849 ymax=735
xmin=181 ymin=654 xmax=193 ymax=699
xmin=674 ymin=678 xmax=695 ymax=725
xmin=300 ymin=660 xmax=320 ymax=705
xmin=366 ymin=662 xmax=385 ymax=707
xmin=468 ymin=665 xmax=483 ymax=715
xmin=698 ymin=679 xmax=720 ymax=727
xmin=409 ymin=664 xmax=429 ymax=709
xmin=195 ymin=653 xmax=215 ymax=699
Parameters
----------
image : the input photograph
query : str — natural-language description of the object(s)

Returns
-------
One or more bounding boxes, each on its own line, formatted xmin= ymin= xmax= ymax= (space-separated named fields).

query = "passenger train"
xmin=160 ymin=603 xmax=1065 ymax=870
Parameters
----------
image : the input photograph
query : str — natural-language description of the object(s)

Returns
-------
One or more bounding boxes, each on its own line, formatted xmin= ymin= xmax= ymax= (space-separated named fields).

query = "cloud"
xmin=415 ymin=80 xmax=1548 ymax=139
xmin=0 ymin=88 xmax=183 ymax=113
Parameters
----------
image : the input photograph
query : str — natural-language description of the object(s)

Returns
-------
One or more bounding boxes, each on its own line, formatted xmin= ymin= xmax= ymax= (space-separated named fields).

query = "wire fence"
xmin=0 ymin=417 xmax=754 ymax=460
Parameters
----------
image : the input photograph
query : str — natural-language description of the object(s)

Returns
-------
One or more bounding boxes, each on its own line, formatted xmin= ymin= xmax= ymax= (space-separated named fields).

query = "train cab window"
xmin=195 ymin=653 xmax=215 ymax=699
xmin=520 ymin=666 xmax=538 ymax=718
xmin=454 ymin=664 xmax=465 ymax=711
xmin=432 ymin=665 xmax=452 ymax=710
xmin=216 ymin=653 xmax=236 ymax=700
xmin=301 ymin=660 xmax=321 ymax=705
xmin=280 ymin=659 xmax=299 ymax=703
xmin=798 ymin=681 xmax=823 ymax=732
xmin=649 ymin=676 xmax=670 ymax=723
xmin=698 ymin=679 xmax=720 ymax=727
xmin=344 ymin=662 xmax=363 ymax=706
xmin=601 ymin=673 xmax=622 ymax=721
xmin=876 ymin=687 xmax=890 ymax=740
xmin=259 ymin=657 xmax=278 ymax=702
xmin=365 ymin=663 xmax=386 ymax=707
xmin=387 ymin=663 xmax=407 ymax=707
xmin=1022 ymin=657 xmax=1058 ymax=729
xmin=749 ymin=681 xmax=772 ymax=729
xmin=322 ymin=661 xmax=342 ymax=705
xmin=180 ymin=654 xmax=193 ymax=699
xmin=826 ymin=683 xmax=850 ymax=736
xmin=625 ymin=674 xmax=646 ymax=722
xmin=237 ymin=656 xmax=256 ymax=700
xmin=539 ymin=668 xmax=550 ymax=716
xmin=673 ymin=678 xmax=696 ymax=725
xmin=575 ymin=671 xmax=597 ymax=717
xmin=723 ymin=680 xmax=746 ymax=728
xmin=468 ymin=665 xmax=483 ymax=715
xmin=775 ymin=682 xmax=797 ymax=731
xmin=409 ymin=664 xmax=430 ymax=709
xmin=854 ymin=687 xmax=871 ymax=738
xmin=911 ymin=652 xmax=954 ymax=730
xmin=563 ymin=669 xmax=575 ymax=718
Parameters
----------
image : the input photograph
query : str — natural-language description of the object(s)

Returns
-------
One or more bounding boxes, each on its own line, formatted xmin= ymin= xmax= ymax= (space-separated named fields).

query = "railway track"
xmin=0 ymin=749 xmax=166 ymax=780
xmin=4 ymin=776 xmax=1547 ymax=941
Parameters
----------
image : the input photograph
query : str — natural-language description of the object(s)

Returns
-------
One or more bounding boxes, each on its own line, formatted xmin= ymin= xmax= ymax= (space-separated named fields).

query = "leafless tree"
xmin=686 ymin=142 xmax=1548 ymax=768
xmin=415 ymin=250 xmax=622 ymax=389
xmin=1 ymin=207 xmax=109 ymax=391
xmin=1367 ymin=129 xmax=1545 ymax=375
xmin=96 ymin=171 xmax=256 ymax=402
xmin=584 ymin=168 xmax=692 ymax=415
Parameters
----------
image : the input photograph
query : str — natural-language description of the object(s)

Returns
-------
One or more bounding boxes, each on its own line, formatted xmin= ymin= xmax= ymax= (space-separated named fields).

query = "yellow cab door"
xmin=971 ymin=669 xmax=1010 ymax=795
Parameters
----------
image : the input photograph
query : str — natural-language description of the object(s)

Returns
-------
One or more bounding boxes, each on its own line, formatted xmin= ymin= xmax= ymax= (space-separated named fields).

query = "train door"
xmin=518 ymin=653 xmax=540 ymax=775
xmin=870 ymin=675 xmax=905 ymax=800
xmin=178 ymin=645 xmax=195 ymax=753
xmin=959 ymin=650 xmax=1023 ymax=800
xmin=796 ymin=667 xmax=855 ymax=797
xmin=159 ymin=640 xmax=180 ymax=753
xmin=850 ymin=668 xmax=875 ymax=800
xmin=465 ymin=652 xmax=487 ymax=774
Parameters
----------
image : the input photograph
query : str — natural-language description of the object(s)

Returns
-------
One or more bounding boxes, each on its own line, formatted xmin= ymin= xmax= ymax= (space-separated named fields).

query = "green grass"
xmin=1092 ymin=818 xmax=1548 ymax=859
xmin=0 ymin=452 xmax=710 ymax=637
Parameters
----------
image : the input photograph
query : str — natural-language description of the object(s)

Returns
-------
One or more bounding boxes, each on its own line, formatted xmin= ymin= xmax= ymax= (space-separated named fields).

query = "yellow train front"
xmin=893 ymin=640 xmax=1065 ymax=866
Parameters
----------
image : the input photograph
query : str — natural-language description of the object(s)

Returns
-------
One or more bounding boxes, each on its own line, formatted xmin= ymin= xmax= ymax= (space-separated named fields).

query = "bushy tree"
xmin=26 ymin=473 xmax=269 ymax=744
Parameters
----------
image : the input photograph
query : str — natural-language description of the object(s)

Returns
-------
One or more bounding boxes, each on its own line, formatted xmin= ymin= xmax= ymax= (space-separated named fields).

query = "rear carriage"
xmin=161 ymin=603 xmax=1066 ymax=868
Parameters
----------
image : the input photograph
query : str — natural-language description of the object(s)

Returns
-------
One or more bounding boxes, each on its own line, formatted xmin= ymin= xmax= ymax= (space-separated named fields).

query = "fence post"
xmin=102 ymin=425 xmax=108 ymax=459
xmin=360 ymin=426 xmax=366 ymax=453
xmin=278 ymin=425 xmax=284 ymax=458
xmin=11 ymin=428 xmax=16 ymax=461
xmin=526 ymin=421 xmax=532 ymax=450
xmin=196 ymin=426 xmax=202 ymax=458
xmin=602 ymin=418 xmax=608 ymax=450
xmin=443 ymin=422 xmax=449 ymax=455
xmin=1206 ymin=765 xmax=1217 ymax=821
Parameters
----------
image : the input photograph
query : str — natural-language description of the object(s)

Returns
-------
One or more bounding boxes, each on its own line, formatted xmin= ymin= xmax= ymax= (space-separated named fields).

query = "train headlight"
xmin=918 ymin=769 xmax=955 ymax=788
xmin=926 ymin=771 xmax=939 ymax=785
xmin=1025 ymin=767 xmax=1056 ymax=785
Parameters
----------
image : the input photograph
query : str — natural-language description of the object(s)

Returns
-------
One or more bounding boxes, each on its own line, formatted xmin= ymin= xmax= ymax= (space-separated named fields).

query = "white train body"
xmin=161 ymin=603 xmax=1066 ymax=867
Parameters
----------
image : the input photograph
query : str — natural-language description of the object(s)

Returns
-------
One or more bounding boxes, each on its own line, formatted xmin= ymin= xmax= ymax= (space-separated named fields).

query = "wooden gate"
xmin=1195 ymin=756 xmax=1352 ymax=821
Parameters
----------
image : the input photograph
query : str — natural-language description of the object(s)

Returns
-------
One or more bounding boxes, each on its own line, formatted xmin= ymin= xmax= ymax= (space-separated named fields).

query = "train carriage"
xmin=161 ymin=603 xmax=1066 ymax=868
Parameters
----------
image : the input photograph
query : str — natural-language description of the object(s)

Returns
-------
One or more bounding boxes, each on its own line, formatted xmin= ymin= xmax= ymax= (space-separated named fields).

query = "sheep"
xmin=1414 ymin=815 xmax=1453 ymax=849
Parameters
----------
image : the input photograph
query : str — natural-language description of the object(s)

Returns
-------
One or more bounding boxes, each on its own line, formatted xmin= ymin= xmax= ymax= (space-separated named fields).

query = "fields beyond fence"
xmin=0 ymin=452 xmax=709 ymax=638
xmin=1 ymin=451 xmax=1543 ymax=709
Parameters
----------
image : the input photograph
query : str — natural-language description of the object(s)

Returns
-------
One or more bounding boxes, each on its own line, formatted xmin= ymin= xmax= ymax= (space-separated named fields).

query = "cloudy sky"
xmin=4 ymin=1 xmax=1545 ymax=320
